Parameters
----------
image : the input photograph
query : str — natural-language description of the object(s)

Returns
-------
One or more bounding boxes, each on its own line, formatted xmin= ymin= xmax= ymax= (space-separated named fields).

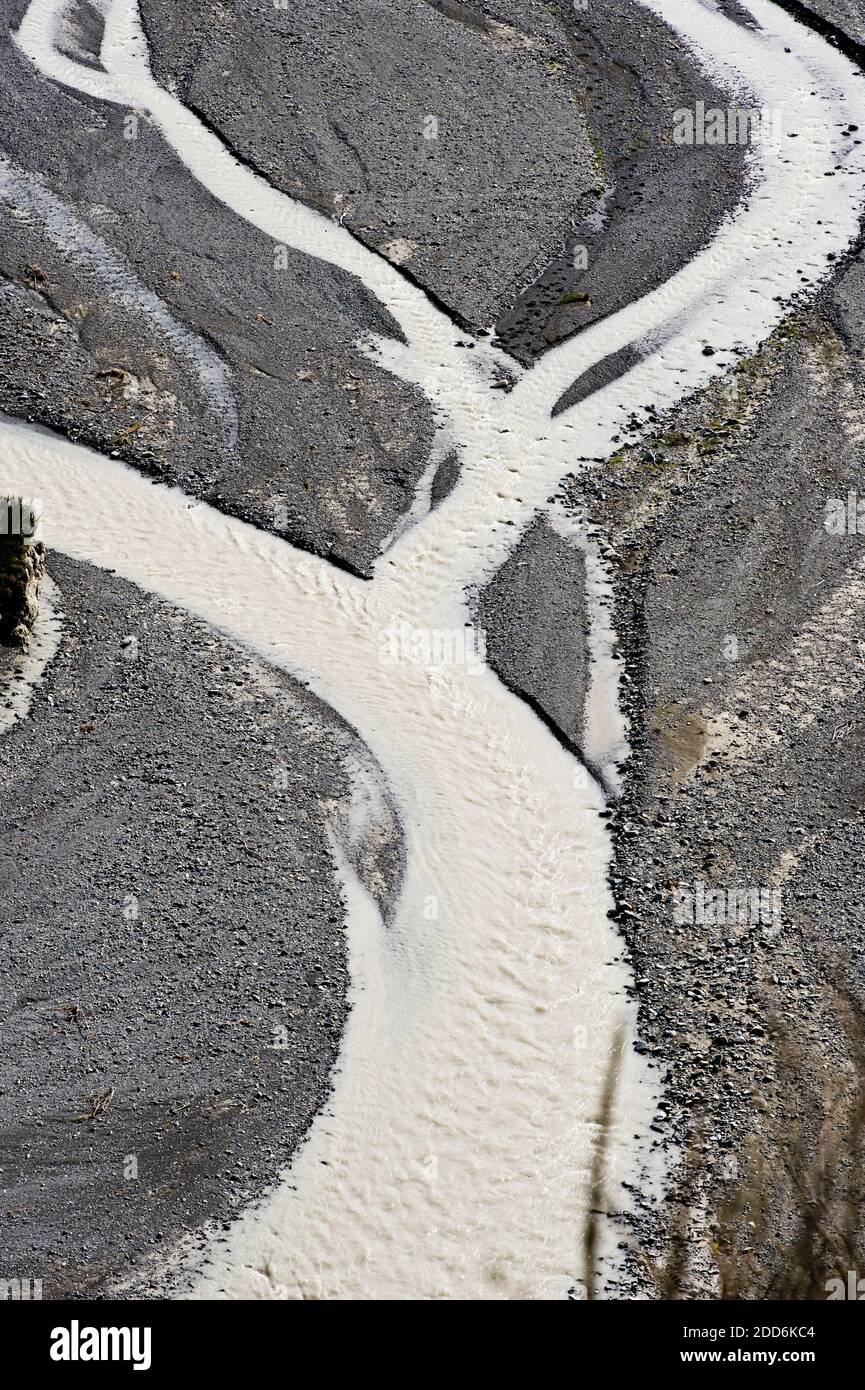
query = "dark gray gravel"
xmin=0 ymin=552 xmax=362 ymax=1298
xmin=494 ymin=0 xmax=748 ymax=366
xmin=139 ymin=0 xmax=601 ymax=333
xmin=474 ymin=515 xmax=589 ymax=749
xmin=561 ymin=282 xmax=865 ymax=1292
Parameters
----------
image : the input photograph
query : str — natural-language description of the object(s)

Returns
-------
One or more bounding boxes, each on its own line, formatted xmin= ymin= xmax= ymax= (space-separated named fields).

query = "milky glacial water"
xmin=7 ymin=0 xmax=865 ymax=1298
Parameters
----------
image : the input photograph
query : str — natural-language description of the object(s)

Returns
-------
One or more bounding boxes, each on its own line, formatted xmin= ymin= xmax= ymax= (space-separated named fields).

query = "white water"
xmin=546 ymin=503 xmax=630 ymax=796
xmin=7 ymin=0 xmax=865 ymax=1299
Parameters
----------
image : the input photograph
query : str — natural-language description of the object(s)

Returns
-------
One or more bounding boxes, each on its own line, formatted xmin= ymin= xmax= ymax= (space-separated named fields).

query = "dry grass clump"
xmin=584 ymin=1003 xmax=865 ymax=1300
